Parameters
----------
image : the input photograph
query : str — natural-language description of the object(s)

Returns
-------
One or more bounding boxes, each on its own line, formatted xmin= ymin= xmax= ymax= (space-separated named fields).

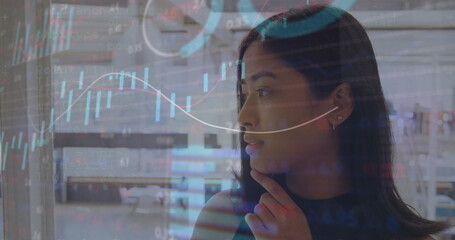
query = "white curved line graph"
xmin=34 ymin=72 xmax=338 ymax=135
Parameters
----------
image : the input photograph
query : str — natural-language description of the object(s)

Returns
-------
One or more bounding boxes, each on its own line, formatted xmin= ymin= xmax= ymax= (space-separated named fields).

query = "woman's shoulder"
xmin=191 ymin=189 xmax=243 ymax=240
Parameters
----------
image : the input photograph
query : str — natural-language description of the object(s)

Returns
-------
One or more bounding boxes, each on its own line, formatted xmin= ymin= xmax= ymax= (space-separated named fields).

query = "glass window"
xmin=1 ymin=0 xmax=454 ymax=239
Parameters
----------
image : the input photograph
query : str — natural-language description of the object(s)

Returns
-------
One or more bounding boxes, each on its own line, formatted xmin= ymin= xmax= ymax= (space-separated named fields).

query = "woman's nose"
xmin=237 ymin=99 xmax=258 ymax=129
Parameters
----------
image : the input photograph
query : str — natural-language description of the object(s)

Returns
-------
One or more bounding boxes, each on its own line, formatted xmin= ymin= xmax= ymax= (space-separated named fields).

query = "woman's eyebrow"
xmin=240 ymin=71 xmax=278 ymax=84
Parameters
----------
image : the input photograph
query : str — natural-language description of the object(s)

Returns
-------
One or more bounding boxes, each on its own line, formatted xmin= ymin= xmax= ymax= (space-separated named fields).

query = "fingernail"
xmin=244 ymin=213 xmax=252 ymax=223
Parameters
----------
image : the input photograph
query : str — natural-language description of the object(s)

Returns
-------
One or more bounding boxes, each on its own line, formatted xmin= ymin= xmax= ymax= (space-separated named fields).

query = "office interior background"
xmin=0 ymin=0 xmax=455 ymax=239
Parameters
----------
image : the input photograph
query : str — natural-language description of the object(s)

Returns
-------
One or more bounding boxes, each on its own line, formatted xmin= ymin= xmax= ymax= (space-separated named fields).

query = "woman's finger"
xmin=258 ymin=193 xmax=280 ymax=217
xmin=254 ymin=202 xmax=277 ymax=234
xmin=245 ymin=213 xmax=268 ymax=238
xmin=251 ymin=169 xmax=297 ymax=210
xmin=261 ymin=191 xmax=296 ymax=222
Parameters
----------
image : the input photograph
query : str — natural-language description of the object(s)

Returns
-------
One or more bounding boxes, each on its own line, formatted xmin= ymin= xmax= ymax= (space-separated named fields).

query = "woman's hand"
xmin=245 ymin=169 xmax=313 ymax=240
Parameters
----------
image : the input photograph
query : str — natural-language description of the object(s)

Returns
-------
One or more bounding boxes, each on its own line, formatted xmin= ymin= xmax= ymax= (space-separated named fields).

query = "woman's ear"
xmin=330 ymin=83 xmax=354 ymax=128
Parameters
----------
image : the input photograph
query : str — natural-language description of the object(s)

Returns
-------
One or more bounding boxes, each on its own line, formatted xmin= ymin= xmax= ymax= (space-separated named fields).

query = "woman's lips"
xmin=245 ymin=142 xmax=263 ymax=155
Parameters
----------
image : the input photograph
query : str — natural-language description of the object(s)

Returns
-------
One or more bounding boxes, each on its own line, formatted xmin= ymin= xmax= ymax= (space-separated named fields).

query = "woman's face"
xmin=238 ymin=41 xmax=335 ymax=174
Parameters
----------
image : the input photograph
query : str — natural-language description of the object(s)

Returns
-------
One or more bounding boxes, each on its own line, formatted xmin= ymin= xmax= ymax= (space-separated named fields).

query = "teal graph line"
xmin=119 ymin=71 xmax=124 ymax=90
xmin=95 ymin=91 xmax=101 ymax=118
xmin=21 ymin=143 xmax=28 ymax=170
xmin=66 ymin=7 xmax=74 ymax=49
xmin=203 ymin=73 xmax=208 ymax=93
xmin=39 ymin=121 xmax=45 ymax=147
xmin=50 ymin=108 xmax=55 ymax=132
xmin=144 ymin=67 xmax=149 ymax=89
xmin=11 ymin=136 xmax=16 ymax=149
xmin=155 ymin=90 xmax=161 ymax=122
xmin=12 ymin=22 xmax=21 ymax=64
xmin=17 ymin=131 xmax=23 ymax=149
xmin=16 ymin=38 xmax=23 ymax=65
xmin=170 ymin=93 xmax=176 ymax=118
xmin=52 ymin=11 xmax=61 ymax=53
xmin=221 ymin=63 xmax=226 ymax=81
xmin=131 ymin=72 xmax=136 ymax=89
xmin=67 ymin=90 xmax=73 ymax=121
xmin=107 ymin=91 xmax=112 ymax=108
xmin=60 ymin=81 xmax=66 ymax=98
xmin=84 ymin=91 xmax=92 ymax=126
xmin=79 ymin=71 xmax=84 ymax=89
xmin=186 ymin=96 xmax=191 ymax=112
xmin=31 ymin=133 xmax=37 ymax=152
xmin=2 ymin=142 xmax=9 ymax=170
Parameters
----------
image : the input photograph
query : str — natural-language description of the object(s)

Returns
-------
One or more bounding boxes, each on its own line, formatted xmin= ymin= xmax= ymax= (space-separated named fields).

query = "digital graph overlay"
xmin=1 ymin=0 xmax=364 ymax=173
xmin=1 ymin=64 xmax=340 ymax=171
xmin=9 ymin=6 xmax=75 ymax=66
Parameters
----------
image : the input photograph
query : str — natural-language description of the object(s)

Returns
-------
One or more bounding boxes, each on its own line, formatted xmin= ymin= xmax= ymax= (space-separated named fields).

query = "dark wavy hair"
xmin=233 ymin=5 xmax=450 ymax=239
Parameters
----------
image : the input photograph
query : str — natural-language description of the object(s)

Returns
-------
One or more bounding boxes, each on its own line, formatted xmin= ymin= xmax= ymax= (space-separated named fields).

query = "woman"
xmin=191 ymin=5 xmax=450 ymax=240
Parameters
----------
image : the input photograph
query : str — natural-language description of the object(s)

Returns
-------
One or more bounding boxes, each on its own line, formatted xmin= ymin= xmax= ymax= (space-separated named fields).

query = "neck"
xmin=285 ymin=154 xmax=351 ymax=200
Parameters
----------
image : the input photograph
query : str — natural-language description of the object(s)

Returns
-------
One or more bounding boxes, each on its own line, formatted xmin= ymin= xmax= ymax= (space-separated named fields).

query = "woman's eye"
xmin=257 ymin=89 xmax=271 ymax=97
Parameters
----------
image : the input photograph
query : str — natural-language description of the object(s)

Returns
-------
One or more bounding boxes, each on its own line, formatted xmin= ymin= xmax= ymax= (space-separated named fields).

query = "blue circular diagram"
xmin=237 ymin=0 xmax=357 ymax=38
xmin=142 ymin=0 xmax=224 ymax=58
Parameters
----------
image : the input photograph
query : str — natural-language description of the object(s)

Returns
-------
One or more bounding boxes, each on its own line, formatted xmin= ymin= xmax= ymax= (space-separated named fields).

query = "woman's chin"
xmin=250 ymin=161 xmax=266 ymax=174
